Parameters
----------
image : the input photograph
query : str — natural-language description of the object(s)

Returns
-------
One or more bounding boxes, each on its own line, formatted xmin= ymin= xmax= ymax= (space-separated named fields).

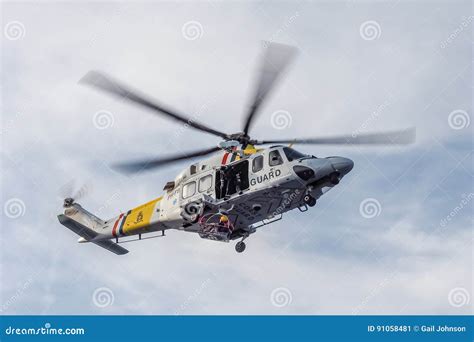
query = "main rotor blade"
xmin=242 ymin=42 xmax=298 ymax=135
xmin=255 ymin=128 xmax=416 ymax=145
xmin=113 ymin=146 xmax=221 ymax=174
xmin=80 ymin=71 xmax=230 ymax=139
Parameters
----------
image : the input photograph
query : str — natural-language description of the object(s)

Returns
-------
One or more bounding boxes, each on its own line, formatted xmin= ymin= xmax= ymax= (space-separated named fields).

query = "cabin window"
xmin=199 ymin=175 xmax=212 ymax=192
xmin=252 ymin=155 xmax=264 ymax=173
xmin=182 ymin=181 xmax=196 ymax=199
xmin=269 ymin=150 xmax=283 ymax=166
xmin=190 ymin=164 xmax=197 ymax=175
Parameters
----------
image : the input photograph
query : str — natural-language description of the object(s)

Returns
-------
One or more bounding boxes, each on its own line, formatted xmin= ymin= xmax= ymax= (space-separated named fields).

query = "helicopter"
xmin=58 ymin=42 xmax=415 ymax=254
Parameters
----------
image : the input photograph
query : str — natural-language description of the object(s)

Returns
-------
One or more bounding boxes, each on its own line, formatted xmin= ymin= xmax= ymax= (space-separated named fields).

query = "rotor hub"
xmin=63 ymin=197 xmax=75 ymax=208
xmin=227 ymin=132 xmax=253 ymax=147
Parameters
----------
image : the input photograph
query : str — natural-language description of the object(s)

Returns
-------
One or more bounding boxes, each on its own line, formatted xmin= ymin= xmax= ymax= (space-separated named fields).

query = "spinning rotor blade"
xmin=72 ymin=182 xmax=93 ymax=201
xmin=58 ymin=179 xmax=76 ymax=199
xmin=80 ymin=71 xmax=230 ymax=139
xmin=243 ymin=42 xmax=298 ymax=135
xmin=255 ymin=128 xmax=416 ymax=146
xmin=58 ymin=180 xmax=92 ymax=200
xmin=114 ymin=146 xmax=221 ymax=174
xmin=58 ymin=180 xmax=93 ymax=208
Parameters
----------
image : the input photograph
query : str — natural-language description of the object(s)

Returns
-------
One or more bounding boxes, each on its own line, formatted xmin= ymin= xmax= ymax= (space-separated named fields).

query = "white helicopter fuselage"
xmin=58 ymin=145 xmax=353 ymax=254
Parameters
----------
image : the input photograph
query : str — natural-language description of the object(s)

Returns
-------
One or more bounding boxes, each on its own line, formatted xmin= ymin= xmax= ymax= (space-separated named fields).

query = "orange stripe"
xmin=112 ymin=213 xmax=123 ymax=238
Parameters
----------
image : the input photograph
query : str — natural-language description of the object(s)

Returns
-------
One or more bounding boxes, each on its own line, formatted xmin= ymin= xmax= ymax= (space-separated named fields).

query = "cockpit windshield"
xmin=283 ymin=147 xmax=311 ymax=161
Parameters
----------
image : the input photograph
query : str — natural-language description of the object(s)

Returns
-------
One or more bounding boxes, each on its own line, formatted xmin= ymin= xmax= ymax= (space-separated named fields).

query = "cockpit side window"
xmin=252 ymin=155 xmax=264 ymax=173
xmin=269 ymin=150 xmax=283 ymax=166
xmin=283 ymin=147 xmax=308 ymax=161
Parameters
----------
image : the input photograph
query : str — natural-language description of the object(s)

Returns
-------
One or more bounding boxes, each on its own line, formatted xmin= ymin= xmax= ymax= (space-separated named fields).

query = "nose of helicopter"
xmin=329 ymin=156 xmax=354 ymax=175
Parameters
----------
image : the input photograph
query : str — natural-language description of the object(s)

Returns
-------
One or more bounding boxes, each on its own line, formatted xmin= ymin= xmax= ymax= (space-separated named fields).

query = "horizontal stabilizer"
xmin=58 ymin=214 xmax=128 ymax=255
xmin=92 ymin=238 xmax=129 ymax=255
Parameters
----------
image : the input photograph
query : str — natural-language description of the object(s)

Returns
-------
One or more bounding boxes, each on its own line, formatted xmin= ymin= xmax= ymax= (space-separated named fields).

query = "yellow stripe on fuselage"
xmin=122 ymin=197 xmax=162 ymax=235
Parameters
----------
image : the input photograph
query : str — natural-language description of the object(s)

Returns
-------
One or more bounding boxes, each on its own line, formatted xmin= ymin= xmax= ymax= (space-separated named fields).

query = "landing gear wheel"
xmin=303 ymin=194 xmax=316 ymax=207
xmin=235 ymin=241 xmax=246 ymax=253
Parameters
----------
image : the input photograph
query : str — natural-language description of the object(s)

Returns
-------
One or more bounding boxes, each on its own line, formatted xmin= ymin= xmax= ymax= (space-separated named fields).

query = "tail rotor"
xmin=58 ymin=180 xmax=93 ymax=208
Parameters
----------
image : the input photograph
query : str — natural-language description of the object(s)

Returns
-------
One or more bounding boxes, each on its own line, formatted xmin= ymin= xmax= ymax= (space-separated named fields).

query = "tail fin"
xmin=58 ymin=204 xmax=128 ymax=255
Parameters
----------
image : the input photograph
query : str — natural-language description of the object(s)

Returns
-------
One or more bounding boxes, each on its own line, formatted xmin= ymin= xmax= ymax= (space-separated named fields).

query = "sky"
xmin=1 ymin=0 xmax=472 ymax=315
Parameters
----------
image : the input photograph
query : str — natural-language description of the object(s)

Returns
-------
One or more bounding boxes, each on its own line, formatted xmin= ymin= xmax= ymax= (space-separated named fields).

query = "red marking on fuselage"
xmin=221 ymin=152 xmax=230 ymax=165
xmin=221 ymin=147 xmax=237 ymax=165
xmin=112 ymin=213 xmax=124 ymax=238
